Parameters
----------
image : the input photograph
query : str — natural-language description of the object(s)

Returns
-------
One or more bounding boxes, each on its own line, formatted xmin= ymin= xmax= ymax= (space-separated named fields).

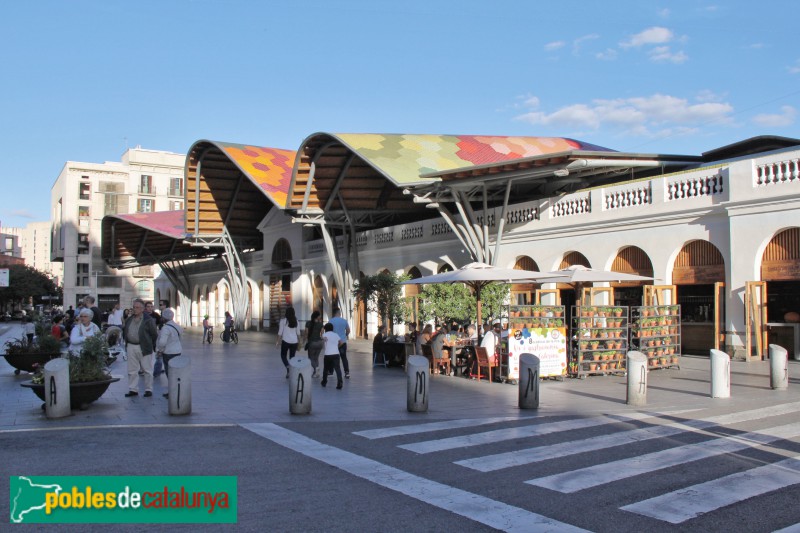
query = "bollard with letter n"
xmin=407 ymin=355 xmax=429 ymax=412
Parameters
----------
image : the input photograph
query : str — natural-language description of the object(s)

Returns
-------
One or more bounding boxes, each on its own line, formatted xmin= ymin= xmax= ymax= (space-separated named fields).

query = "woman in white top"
xmin=69 ymin=308 xmax=101 ymax=354
xmin=276 ymin=306 xmax=300 ymax=378
xmin=321 ymin=322 xmax=344 ymax=389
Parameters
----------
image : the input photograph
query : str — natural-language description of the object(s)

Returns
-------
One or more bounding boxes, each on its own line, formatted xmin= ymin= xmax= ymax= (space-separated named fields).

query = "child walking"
xmin=321 ymin=322 xmax=344 ymax=389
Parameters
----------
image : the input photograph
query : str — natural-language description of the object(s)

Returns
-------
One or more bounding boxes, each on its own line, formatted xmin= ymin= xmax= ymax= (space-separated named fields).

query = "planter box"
xmin=4 ymin=352 xmax=61 ymax=374
xmin=21 ymin=377 xmax=120 ymax=411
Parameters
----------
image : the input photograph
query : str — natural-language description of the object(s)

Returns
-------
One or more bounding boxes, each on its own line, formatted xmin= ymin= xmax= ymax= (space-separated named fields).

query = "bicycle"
xmin=220 ymin=325 xmax=239 ymax=344
xmin=205 ymin=326 xmax=214 ymax=344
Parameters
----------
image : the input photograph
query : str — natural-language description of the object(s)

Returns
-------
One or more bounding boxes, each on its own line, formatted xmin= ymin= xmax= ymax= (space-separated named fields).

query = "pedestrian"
xmin=83 ymin=295 xmax=102 ymax=329
xmin=107 ymin=302 xmax=124 ymax=327
xmin=304 ymin=310 xmax=324 ymax=378
xmin=202 ymin=314 xmax=211 ymax=343
xmin=328 ymin=308 xmax=351 ymax=379
xmin=155 ymin=308 xmax=183 ymax=399
xmin=51 ymin=314 xmax=69 ymax=350
xmin=147 ymin=301 xmax=165 ymax=377
xmin=321 ymin=322 xmax=344 ymax=389
xmin=223 ymin=311 xmax=234 ymax=342
xmin=122 ymin=298 xmax=159 ymax=397
xmin=276 ymin=306 xmax=300 ymax=378
xmin=69 ymin=308 xmax=101 ymax=353
xmin=24 ymin=316 xmax=36 ymax=345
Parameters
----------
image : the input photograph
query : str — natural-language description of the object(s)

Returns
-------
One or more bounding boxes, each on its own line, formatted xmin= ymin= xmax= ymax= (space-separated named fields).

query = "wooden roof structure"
xmin=102 ymin=210 xmax=207 ymax=268
xmin=185 ymin=140 xmax=295 ymax=248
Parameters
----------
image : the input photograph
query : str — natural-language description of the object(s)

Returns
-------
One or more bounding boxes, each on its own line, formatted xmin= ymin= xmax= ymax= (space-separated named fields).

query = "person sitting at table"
xmin=373 ymin=324 xmax=389 ymax=365
xmin=467 ymin=324 xmax=478 ymax=342
xmin=431 ymin=324 xmax=453 ymax=375
xmin=420 ymin=324 xmax=434 ymax=346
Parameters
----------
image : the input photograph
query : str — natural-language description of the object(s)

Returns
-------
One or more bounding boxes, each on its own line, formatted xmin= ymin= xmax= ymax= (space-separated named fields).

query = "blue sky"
xmin=1 ymin=0 xmax=799 ymax=228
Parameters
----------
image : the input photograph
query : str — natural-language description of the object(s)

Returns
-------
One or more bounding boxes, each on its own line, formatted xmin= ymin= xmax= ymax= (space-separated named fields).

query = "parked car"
xmin=0 ymin=312 xmax=10 ymax=322
xmin=10 ymin=310 xmax=25 ymax=321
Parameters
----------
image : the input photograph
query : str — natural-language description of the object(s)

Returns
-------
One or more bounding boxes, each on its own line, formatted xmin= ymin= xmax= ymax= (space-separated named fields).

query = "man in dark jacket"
xmin=123 ymin=298 xmax=159 ymax=397
xmin=83 ymin=295 xmax=102 ymax=329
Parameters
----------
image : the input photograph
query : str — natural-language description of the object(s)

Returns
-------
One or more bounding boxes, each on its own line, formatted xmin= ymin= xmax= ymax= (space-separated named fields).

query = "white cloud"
xmin=752 ymin=106 xmax=796 ymax=127
xmin=595 ymin=48 xmax=618 ymax=61
xmin=695 ymin=90 xmax=726 ymax=103
xmin=523 ymin=95 xmax=540 ymax=108
xmin=513 ymin=93 xmax=734 ymax=138
xmin=788 ymin=59 xmax=800 ymax=74
xmin=620 ymin=26 xmax=673 ymax=48
xmin=657 ymin=8 xmax=670 ymax=18
xmin=572 ymin=33 xmax=599 ymax=55
xmin=10 ymin=209 xmax=35 ymax=219
xmin=649 ymin=46 xmax=688 ymax=63
xmin=544 ymin=40 xmax=566 ymax=52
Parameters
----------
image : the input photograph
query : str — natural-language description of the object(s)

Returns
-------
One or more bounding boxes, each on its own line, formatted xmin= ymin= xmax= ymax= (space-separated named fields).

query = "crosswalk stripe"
xmin=455 ymin=402 xmax=800 ymax=472
xmin=353 ymin=417 xmax=522 ymax=440
xmin=620 ymin=455 xmax=800 ymax=524
xmin=242 ymin=422 xmax=589 ymax=533
xmin=528 ymin=422 xmax=800 ymax=493
xmin=398 ymin=411 xmax=656 ymax=454
xmin=773 ymin=522 xmax=800 ymax=533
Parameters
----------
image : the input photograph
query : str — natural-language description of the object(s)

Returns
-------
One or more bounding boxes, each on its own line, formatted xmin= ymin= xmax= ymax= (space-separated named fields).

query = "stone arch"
xmin=672 ymin=240 xmax=725 ymax=284
xmin=512 ymin=255 xmax=541 ymax=305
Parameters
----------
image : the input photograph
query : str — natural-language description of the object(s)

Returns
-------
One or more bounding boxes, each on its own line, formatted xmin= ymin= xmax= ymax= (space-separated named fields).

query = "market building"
xmin=101 ymin=133 xmax=800 ymax=360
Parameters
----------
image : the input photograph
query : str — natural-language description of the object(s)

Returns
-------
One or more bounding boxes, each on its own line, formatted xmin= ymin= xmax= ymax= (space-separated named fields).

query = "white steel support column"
xmin=220 ymin=227 xmax=250 ymax=330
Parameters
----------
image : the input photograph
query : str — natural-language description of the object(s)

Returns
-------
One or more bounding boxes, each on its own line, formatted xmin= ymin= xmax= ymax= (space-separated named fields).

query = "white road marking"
xmin=620 ymin=455 xmax=800 ymax=524
xmin=353 ymin=417 xmax=523 ymax=439
xmin=456 ymin=402 xmax=800 ymax=472
xmin=528 ymin=422 xmax=800 ymax=493
xmin=398 ymin=411 xmax=656 ymax=454
xmin=242 ymin=422 xmax=589 ymax=533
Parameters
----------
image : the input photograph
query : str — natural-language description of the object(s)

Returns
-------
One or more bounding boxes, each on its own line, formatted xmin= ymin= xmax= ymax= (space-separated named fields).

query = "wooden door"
xmin=644 ymin=285 xmax=677 ymax=306
xmin=745 ymin=281 xmax=768 ymax=360
xmin=714 ymin=282 xmax=725 ymax=351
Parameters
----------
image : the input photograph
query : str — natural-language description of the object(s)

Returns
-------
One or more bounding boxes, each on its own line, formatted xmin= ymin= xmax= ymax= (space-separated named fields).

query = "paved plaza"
xmin=1 ymin=322 xmax=799 ymax=531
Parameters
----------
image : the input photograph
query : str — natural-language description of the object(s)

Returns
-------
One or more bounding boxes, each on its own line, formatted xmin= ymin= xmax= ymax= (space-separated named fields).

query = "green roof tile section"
xmin=333 ymin=134 xmax=614 ymax=184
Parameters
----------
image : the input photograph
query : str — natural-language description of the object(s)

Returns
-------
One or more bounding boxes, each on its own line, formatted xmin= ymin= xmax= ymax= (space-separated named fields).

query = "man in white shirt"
xmin=107 ymin=303 xmax=124 ymax=327
xmin=481 ymin=319 xmax=502 ymax=356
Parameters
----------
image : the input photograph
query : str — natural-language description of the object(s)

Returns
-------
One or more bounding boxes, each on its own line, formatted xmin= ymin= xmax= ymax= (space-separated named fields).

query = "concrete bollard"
xmin=768 ymin=344 xmax=789 ymax=390
xmin=289 ymin=356 xmax=312 ymax=415
xmin=626 ymin=351 xmax=648 ymax=407
xmin=167 ymin=356 xmax=191 ymax=415
xmin=518 ymin=353 xmax=540 ymax=409
xmin=710 ymin=349 xmax=731 ymax=398
xmin=44 ymin=358 xmax=70 ymax=419
xmin=407 ymin=355 xmax=429 ymax=413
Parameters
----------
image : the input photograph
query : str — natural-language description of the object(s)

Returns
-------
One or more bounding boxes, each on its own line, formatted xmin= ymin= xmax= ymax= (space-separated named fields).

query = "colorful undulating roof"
xmin=331 ymin=134 xmax=614 ymax=184
xmin=113 ymin=210 xmax=185 ymax=239
xmin=216 ymin=142 xmax=296 ymax=208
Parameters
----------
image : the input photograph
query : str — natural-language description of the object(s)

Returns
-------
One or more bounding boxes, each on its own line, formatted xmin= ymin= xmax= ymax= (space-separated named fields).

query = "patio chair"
xmin=420 ymin=344 xmax=435 ymax=374
xmin=475 ymin=346 xmax=498 ymax=382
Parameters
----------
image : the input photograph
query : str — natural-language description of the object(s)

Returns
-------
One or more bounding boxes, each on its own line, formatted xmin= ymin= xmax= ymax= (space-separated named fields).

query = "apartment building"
xmin=51 ymin=147 xmax=185 ymax=312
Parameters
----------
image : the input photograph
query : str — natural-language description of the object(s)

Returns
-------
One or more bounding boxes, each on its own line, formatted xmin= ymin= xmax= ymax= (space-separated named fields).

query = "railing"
xmin=138 ymin=185 xmax=156 ymax=195
xmin=666 ymin=170 xmax=724 ymax=201
xmin=551 ymin=194 xmax=591 ymax=218
xmin=755 ymin=157 xmax=800 ymax=187
xmin=604 ymin=183 xmax=651 ymax=210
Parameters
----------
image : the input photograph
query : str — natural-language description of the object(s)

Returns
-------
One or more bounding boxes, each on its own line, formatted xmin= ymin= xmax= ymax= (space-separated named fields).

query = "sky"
xmin=1 ymin=0 xmax=799 ymax=228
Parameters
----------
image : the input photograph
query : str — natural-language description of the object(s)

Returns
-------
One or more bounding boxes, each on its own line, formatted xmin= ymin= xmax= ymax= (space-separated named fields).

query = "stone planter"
xmin=21 ymin=377 xmax=120 ymax=411
xmin=4 ymin=352 xmax=61 ymax=375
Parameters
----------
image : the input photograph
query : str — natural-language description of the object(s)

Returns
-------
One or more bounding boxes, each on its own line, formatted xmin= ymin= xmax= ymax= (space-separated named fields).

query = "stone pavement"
xmin=1 ymin=321 xmax=798 ymax=430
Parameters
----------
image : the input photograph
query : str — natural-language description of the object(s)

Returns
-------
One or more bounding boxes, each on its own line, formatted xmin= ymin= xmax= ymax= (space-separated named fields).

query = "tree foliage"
xmin=0 ymin=264 xmax=58 ymax=307
xmin=479 ymin=283 xmax=510 ymax=326
xmin=418 ymin=283 xmax=475 ymax=326
xmin=352 ymin=271 xmax=409 ymax=333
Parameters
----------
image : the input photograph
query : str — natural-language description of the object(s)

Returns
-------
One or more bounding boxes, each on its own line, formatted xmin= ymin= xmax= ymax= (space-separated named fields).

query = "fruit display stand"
xmin=630 ymin=305 xmax=682 ymax=369
xmin=570 ymin=305 xmax=629 ymax=378
xmin=508 ymin=305 xmax=568 ymax=380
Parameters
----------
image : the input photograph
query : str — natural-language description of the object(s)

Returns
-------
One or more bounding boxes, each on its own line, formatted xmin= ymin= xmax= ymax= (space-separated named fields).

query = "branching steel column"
xmin=434 ymin=204 xmax=479 ymax=261
xmin=492 ymin=179 xmax=513 ymax=266
xmin=451 ymin=196 xmax=485 ymax=262
xmin=319 ymin=221 xmax=350 ymax=318
xmin=159 ymin=260 xmax=192 ymax=327
xmin=221 ymin=227 xmax=249 ymax=330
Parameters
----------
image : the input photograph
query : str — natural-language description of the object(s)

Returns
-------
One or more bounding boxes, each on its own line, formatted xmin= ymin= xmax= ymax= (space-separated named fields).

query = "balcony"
xmin=138 ymin=185 xmax=156 ymax=196
xmin=168 ymin=186 xmax=183 ymax=197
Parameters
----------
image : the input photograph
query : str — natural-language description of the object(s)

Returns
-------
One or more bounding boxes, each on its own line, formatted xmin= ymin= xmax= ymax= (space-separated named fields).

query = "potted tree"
xmin=21 ymin=333 xmax=120 ymax=410
xmin=3 ymin=334 xmax=62 ymax=375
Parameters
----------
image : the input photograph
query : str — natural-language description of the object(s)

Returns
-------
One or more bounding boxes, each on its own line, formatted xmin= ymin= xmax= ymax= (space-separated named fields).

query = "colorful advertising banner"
xmin=507 ymin=327 xmax=568 ymax=379
xmin=9 ymin=476 xmax=237 ymax=524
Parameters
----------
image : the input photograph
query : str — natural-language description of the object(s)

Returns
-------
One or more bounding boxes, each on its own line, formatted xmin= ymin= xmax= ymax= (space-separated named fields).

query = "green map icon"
xmin=10 ymin=476 xmax=63 ymax=523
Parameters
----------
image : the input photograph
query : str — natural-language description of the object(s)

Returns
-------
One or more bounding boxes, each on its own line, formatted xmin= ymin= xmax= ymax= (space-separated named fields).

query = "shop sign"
xmin=672 ymin=265 xmax=724 ymax=285
xmin=761 ymin=261 xmax=800 ymax=281
xmin=507 ymin=327 xmax=567 ymax=379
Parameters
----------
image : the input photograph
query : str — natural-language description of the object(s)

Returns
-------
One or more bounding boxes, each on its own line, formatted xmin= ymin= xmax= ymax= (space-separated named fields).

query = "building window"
xmin=77 ymin=234 xmax=89 ymax=255
xmin=81 ymin=175 xmax=89 ymax=180
xmin=170 ymin=200 xmax=183 ymax=211
xmin=78 ymin=205 xmax=90 ymax=229
xmin=79 ymin=182 xmax=91 ymax=200
xmin=137 ymin=198 xmax=154 ymax=213
xmin=169 ymin=177 xmax=183 ymax=197
xmin=139 ymin=174 xmax=154 ymax=195
xmin=76 ymin=263 xmax=89 ymax=286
